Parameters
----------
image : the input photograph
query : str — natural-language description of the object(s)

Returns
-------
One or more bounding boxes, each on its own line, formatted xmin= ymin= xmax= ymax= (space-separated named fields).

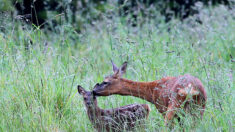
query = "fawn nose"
xmin=86 ymin=102 xmax=91 ymax=106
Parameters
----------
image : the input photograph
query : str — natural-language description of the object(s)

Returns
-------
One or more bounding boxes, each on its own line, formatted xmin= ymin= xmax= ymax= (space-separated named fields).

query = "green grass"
xmin=0 ymin=5 xmax=234 ymax=132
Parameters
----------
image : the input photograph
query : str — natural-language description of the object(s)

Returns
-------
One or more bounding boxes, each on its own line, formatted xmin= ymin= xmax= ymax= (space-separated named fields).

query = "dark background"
xmin=1 ymin=0 xmax=233 ymax=31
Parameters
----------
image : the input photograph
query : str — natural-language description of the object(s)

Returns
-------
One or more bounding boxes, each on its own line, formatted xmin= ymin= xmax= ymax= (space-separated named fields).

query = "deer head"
xmin=93 ymin=61 xmax=128 ymax=96
xmin=77 ymin=85 xmax=97 ymax=108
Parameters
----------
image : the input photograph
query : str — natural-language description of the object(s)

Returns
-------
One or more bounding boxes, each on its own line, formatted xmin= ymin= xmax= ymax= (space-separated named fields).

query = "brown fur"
xmin=77 ymin=85 xmax=151 ymax=132
xmin=93 ymin=62 xmax=207 ymax=126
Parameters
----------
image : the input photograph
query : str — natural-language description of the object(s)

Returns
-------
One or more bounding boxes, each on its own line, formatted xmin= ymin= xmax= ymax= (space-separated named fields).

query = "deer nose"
xmin=95 ymin=83 xmax=100 ymax=87
xmin=93 ymin=86 xmax=101 ymax=96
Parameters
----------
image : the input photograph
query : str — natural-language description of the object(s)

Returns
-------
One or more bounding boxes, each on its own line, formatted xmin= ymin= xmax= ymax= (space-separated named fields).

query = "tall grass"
xmin=0 ymin=5 xmax=234 ymax=131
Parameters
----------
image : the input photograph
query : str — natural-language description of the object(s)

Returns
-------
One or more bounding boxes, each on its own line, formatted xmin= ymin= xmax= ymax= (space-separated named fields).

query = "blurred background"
xmin=1 ymin=0 xmax=234 ymax=31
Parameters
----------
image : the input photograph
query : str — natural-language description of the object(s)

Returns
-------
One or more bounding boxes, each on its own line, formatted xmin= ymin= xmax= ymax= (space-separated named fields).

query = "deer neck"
xmin=119 ymin=78 xmax=160 ymax=104
xmin=86 ymin=102 xmax=102 ymax=122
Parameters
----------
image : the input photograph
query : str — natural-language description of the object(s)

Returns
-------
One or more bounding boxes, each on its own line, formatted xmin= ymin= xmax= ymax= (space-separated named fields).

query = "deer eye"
xmin=103 ymin=82 xmax=110 ymax=85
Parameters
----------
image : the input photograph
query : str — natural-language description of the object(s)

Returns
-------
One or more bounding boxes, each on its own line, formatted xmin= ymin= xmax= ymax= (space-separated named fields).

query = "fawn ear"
xmin=77 ymin=85 xmax=86 ymax=95
xmin=111 ymin=60 xmax=119 ymax=73
xmin=119 ymin=61 xmax=128 ymax=76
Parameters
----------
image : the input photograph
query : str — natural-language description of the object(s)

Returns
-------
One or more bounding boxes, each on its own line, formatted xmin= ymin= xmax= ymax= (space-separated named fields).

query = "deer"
xmin=93 ymin=61 xmax=207 ymax=126
xmin=77 ymin=85 xmax=151 ymax=132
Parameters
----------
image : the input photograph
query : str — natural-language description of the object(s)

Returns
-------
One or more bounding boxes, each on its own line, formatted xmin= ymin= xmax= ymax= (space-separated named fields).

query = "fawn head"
xmin=77 ymin=85 xmax=97 ymax=108
xmin=93 ymin=61 xmax=128 ymax=96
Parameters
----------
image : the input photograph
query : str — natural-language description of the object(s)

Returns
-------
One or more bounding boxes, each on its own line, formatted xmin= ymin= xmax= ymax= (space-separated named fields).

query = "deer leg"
xmin=176 ymin=115 xmax=184 ymax=127
xmin=196 ymin=96 xmax=206 ymax=120
xmin=164 ymin=106 xmax=174 ymax=123
xmin=164 ymin=95 xmax=184 ymax=127
xmin=164 ymin=103 xmax=180 ymax=126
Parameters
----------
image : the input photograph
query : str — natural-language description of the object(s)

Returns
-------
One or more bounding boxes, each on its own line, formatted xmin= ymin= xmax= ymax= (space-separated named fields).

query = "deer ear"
xmin=120 ymin=61 xmax=128 ymax=76
xmin=77 ymin=85 xmax=86 ymax=95
xmin=113 ymin=69 xmax=120 ymax=78
xmin=111 ymin=60 xmax=119 ymax=73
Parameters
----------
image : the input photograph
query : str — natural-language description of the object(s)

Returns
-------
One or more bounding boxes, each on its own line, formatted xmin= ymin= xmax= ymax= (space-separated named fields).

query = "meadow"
xmin=0 ymin=5 xmax=234 ymax=132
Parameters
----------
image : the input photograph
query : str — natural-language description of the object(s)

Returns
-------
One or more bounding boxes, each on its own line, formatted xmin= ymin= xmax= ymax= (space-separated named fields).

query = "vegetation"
xmin=1 ymin=0 xmax=234 ymax=30
xmin=0 ymin=2 xmax=234 ymax=132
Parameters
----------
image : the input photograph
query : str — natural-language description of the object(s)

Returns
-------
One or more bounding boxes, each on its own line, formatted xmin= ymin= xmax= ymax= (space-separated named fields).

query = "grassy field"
xmin=0 ymin=5 xmax=234 ymax=132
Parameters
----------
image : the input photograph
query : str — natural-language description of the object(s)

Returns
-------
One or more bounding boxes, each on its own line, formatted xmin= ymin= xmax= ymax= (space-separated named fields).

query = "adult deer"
xmin=77 ymin=85 xmax=151 ymax=132
xmin=93 ymin=61 xmax=207 ymax=126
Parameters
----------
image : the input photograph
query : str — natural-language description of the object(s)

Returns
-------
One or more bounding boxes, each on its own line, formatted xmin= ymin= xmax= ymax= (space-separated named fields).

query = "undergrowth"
xmin=0 ymin=5 xmax=234 ymax=132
